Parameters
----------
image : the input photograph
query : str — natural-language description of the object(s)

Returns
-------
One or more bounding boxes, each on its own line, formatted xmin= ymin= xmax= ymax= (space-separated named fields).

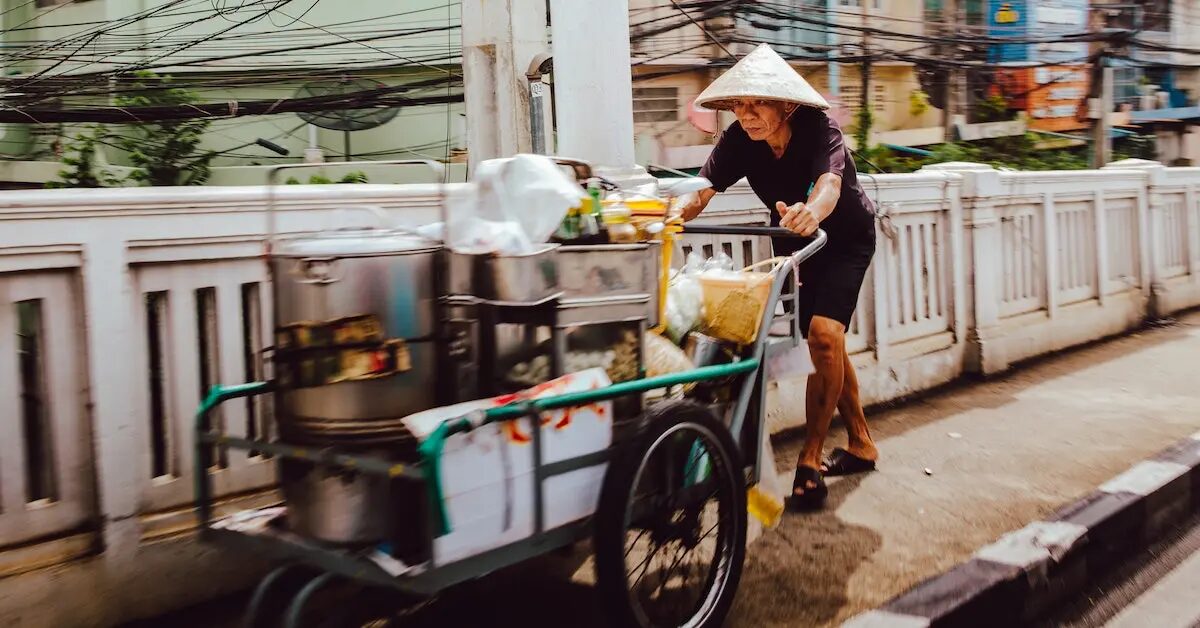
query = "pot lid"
xmin=276 ymin=227 xmax=442 ymax=257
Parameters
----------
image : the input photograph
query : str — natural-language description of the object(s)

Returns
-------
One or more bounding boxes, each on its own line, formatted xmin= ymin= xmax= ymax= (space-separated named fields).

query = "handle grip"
xmin=681 ymin=225 xmax=816 ymax=239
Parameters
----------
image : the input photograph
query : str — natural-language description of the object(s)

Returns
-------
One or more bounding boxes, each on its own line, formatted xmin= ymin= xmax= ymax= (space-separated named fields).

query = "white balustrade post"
xmin=871 ymin=216 xmax=890 ymax=365
xmin=1138 ymin=168 xmax=1165 ymax=315
xmin=1187 ymin=183 xmax=1199 ymax=283
xmin=1104 ymin=160 xmax=1166 ymax=316
xmin=921 ymin=162 xmax=1003 ymax=374
xmin=1042 ymin=192 xmax=1059 ymax=320
xmin=1093 ymin=189 xmax=1109 ymax=306
xmin=946 ymin=177 xmax=968 ymax=352
xmin=79 ymin=234 xmax=142 ymax=559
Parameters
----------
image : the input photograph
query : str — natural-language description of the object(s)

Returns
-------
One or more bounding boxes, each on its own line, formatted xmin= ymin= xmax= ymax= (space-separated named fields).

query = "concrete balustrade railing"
xmin=0 ymin=160 xmax=1197 ymax=625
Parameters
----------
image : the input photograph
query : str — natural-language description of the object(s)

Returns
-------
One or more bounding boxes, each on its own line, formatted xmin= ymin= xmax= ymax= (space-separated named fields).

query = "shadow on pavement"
xmin=729 ymin=473 xmax=879 ymax=628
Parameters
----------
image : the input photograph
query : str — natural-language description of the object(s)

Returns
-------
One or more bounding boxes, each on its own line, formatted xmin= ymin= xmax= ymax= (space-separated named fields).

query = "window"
xmin=196 ymin=287 xmax=225 ymax=469
xmin=145 ymin=292 xmax=173 ymax=479
xmin=633 ymin=87 xmax=679 ymax=123
xmin=17 ymin=300 xmax=56 ymax=503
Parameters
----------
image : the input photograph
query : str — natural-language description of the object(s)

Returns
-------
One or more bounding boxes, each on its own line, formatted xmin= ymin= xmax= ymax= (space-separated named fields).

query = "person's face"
xmin=730 ymin=99 xmax=795 ymax=140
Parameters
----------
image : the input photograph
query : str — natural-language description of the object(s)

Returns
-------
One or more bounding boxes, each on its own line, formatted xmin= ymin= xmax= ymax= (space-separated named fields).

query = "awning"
xmin=882 ymin=143 xmax=934 ymax=157
xmin=1130 ymin=106 xmax=1200 ymax=124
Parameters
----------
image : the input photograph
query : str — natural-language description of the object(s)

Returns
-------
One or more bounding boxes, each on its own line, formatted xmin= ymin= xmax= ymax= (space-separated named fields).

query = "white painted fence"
xmin=0 ymin=159 xmax=1198 ymax=626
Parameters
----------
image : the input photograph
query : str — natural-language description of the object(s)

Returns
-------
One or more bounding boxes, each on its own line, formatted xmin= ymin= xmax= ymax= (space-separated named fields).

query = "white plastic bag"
xmin=450 ymin=154 xmax=587 ymax=255
xmin=665 ymin=251 xmax=707 ymax=344
xmin=702 ymin=251 xmax=735 ymax=273
xmin=767 ymin=344 xmax=816 ymax=381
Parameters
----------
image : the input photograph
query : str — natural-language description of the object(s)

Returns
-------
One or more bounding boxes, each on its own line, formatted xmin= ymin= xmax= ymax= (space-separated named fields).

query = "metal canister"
xmin=271 ymin=227 xmax=442 ymax=445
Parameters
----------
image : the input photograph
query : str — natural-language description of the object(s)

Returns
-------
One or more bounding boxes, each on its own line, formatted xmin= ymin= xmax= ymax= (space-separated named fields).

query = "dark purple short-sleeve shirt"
xmin=699 ymin=108 xmax=876 ymax=250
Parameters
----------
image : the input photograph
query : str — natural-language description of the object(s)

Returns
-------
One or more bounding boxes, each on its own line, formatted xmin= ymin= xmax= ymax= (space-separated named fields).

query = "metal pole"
xmin=530 ymin=79 xmax=547 ymax=154
xmin=826 ymin=0 xmax=839 ymax=96
xmin=942 ymin=0 xmax=958 ymax=142
xmin=1093 ymin=64 xmax=1113 ymax=168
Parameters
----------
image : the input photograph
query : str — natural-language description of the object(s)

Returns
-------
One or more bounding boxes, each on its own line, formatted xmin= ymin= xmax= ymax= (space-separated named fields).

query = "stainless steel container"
xmin=685 ymin=332 xmax=730 ymax=367
xmin=447 ymin=244 xmax=561 ymax=302
xmin=557 ymin=242 xmax=661 ymax=325
xmin=280 ymin=458 xmax=392 ymax=545
xmin=272 ymin=227 xmax=442 ymax=443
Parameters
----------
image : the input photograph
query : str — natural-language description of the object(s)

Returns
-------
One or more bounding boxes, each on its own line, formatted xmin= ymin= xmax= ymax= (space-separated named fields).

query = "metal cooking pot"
xmin=272 ymin=218 xmax=441 ymax=444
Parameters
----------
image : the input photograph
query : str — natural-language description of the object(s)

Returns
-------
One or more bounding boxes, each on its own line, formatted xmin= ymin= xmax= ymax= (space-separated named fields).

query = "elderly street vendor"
xmin=682 ymin=43 xmax=879 ymax=511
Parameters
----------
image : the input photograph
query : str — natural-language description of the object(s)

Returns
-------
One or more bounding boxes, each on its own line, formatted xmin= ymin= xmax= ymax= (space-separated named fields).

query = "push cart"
xmin=193 ymin=160 xmax=826 ymax=628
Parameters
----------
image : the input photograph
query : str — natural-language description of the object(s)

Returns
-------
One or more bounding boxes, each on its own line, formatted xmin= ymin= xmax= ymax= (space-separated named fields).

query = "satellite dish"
xmin=295 ymin=78 xmax=401 ymax=161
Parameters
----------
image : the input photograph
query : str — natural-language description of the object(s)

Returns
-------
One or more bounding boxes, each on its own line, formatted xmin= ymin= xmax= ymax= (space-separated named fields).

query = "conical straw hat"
xmin=695 ymin=43 xmax=830 ymax=111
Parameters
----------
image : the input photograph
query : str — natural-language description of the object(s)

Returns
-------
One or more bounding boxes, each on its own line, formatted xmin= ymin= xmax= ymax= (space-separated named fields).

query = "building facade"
xmin=0 ymin=0 xmax=464 ymax=186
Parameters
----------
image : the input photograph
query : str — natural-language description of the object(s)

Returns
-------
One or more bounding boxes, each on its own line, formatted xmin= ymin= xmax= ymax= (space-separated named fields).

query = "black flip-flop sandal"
xmin=820 ymin=447 xmax=877 ymax=477
xmin=788 ymin=466 xmax=827 ymax=512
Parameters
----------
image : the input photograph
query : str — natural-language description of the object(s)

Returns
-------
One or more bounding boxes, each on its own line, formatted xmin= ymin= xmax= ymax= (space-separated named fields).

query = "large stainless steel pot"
xmin=272 ymin=225 xmax=441 ymax=444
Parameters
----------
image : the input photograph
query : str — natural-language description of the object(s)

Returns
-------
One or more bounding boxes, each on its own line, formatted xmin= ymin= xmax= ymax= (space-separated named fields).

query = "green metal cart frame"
xmin=194 ymin=226 xmax=826 ymax=628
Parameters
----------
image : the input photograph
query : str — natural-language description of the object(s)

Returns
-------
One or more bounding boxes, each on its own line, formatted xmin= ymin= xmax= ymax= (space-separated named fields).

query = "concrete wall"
xmin=0 ymin=161 xmax=1198 ymax=625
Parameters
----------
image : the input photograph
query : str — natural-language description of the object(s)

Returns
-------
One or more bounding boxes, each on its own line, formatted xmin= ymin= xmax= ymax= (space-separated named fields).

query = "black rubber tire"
xmin=594 ymin=400 xmax=747 ymax=628
xmin=245 ymin=565 xmax=323 ymax=628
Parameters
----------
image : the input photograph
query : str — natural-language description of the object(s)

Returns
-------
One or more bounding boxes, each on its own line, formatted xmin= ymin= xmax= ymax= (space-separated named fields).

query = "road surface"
xmin=127 ymin=311 xmax=1200 ymax=628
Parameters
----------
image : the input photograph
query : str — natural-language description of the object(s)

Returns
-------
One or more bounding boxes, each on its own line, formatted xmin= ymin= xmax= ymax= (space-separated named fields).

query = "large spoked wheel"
xmin=594 ymin=400 xmax=748 ymax=628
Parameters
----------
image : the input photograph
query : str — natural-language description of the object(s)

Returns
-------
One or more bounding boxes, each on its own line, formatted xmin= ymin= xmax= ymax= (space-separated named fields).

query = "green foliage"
xmin=113 ymin=71 xmax=214 ymax=186
xmin=47 ymin=126 xmax=121 ymax=189
xmin=908 ymin=89 xmax=931 ymax=118
xmin=856 ymin=129 xmax=1159 ymax=174
xmin=852 ymin=107 xmax=873 ymax=156
xmin=976 ymin=95 xmax=1013 ymax=123
xmin=283 ymin=171 xmax=370 ymax=185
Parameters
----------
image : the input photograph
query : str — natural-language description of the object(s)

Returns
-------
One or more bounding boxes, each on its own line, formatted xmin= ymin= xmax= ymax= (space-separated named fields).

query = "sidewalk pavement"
xmin=130 ymin=310 xmax=1200 ymax=628
xmin=733 ymin=309 xmax=1200 ymax=627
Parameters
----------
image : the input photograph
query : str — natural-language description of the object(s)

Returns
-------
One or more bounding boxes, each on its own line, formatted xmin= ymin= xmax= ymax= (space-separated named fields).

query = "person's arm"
xmin=681 ymin=188 xmax=717 ymax=221
xmin=688 ymin=124 xmax=747 ymax=221
xmin=779 ymin=113 xmax=848 ymax=236
xmin=778 ymin=173 xmax=841 ymax=235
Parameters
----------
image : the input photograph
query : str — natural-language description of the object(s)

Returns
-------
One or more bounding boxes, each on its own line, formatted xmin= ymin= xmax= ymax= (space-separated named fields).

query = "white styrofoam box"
xmin=403 ymin=368 xmax=613 ymax=565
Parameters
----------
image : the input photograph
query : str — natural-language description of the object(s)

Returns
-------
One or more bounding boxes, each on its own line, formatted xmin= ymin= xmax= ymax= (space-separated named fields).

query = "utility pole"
xmin=827 ymin=0 xmax=840 ymax=97
xmin=942 ymin=0 xmax=960 ymax=141
xmin=549 ymin=0 xmax=653 ymax=187
xmin=859 ymin=0 xmax=871 ymax=150
xmin=461 ymin=0 xmax=548 ymax=172
xmin=1092 ymin=64 xmax=1113 ymax=168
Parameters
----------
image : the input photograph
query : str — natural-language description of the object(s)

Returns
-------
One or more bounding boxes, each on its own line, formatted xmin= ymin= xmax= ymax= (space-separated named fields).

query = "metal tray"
xmin=556 ymin=294 xmax=653 ymax=326
xmin=557 ymin=243 xmax=660 ymax=299
xmin=557 ymin=242 xmax=660 ymax=324
xmin=445 ymin=244 xmax=561 ymax=302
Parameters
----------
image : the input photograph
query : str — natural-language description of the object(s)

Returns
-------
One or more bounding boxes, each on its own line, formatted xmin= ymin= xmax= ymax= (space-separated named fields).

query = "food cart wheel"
xmin=593 ymin=400 xmax=747 ymax=628
xmin=245 ymin=564 xmax=323 ymax=628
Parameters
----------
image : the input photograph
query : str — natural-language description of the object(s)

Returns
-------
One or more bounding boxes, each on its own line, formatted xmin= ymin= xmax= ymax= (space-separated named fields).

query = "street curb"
xmin=842 ymin=429 xmax=1200 ymax=628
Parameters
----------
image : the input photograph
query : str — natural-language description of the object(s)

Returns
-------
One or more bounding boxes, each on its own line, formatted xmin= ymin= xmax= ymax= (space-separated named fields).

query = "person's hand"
xmin=681 ymin=196 xmax=705 ymax=222
xmin=777 ymin=201 xmax=819 ymax=236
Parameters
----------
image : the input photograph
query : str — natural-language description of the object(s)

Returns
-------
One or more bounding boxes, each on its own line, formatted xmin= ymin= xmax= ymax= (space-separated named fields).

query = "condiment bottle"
xmin=602 ymin=205 xmax=639 ymax=243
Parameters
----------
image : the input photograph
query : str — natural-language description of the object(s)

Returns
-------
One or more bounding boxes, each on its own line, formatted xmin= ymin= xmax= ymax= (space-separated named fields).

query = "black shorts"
xmin=773 ymin=234 xmax=875 ymax=337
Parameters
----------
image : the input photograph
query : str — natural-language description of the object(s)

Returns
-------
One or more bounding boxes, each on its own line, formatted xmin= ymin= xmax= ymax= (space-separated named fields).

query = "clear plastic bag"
xmin=447 ymin=154 xmax=587 ymax=255
xmin=702 ymin=251 xmax=735 ymax=273
xmin=665 ymin=278 xmax=702 ymax=344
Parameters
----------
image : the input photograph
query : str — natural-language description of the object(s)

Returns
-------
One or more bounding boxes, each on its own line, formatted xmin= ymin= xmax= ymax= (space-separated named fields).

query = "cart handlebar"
xmin=680 ymin=224 xmax=820 ymax=239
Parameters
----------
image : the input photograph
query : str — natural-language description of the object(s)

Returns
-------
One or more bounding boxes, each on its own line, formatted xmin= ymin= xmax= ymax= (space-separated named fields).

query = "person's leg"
xmin=796 ymin=316 xmax=846 ymax=476
xmin=834 ymin=347 xmax=877 ymax=461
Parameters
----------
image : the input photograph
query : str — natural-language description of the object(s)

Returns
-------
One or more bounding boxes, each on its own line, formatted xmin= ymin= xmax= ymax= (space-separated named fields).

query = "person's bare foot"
xmin=843 ymin=440 xmax=878 ymax=462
